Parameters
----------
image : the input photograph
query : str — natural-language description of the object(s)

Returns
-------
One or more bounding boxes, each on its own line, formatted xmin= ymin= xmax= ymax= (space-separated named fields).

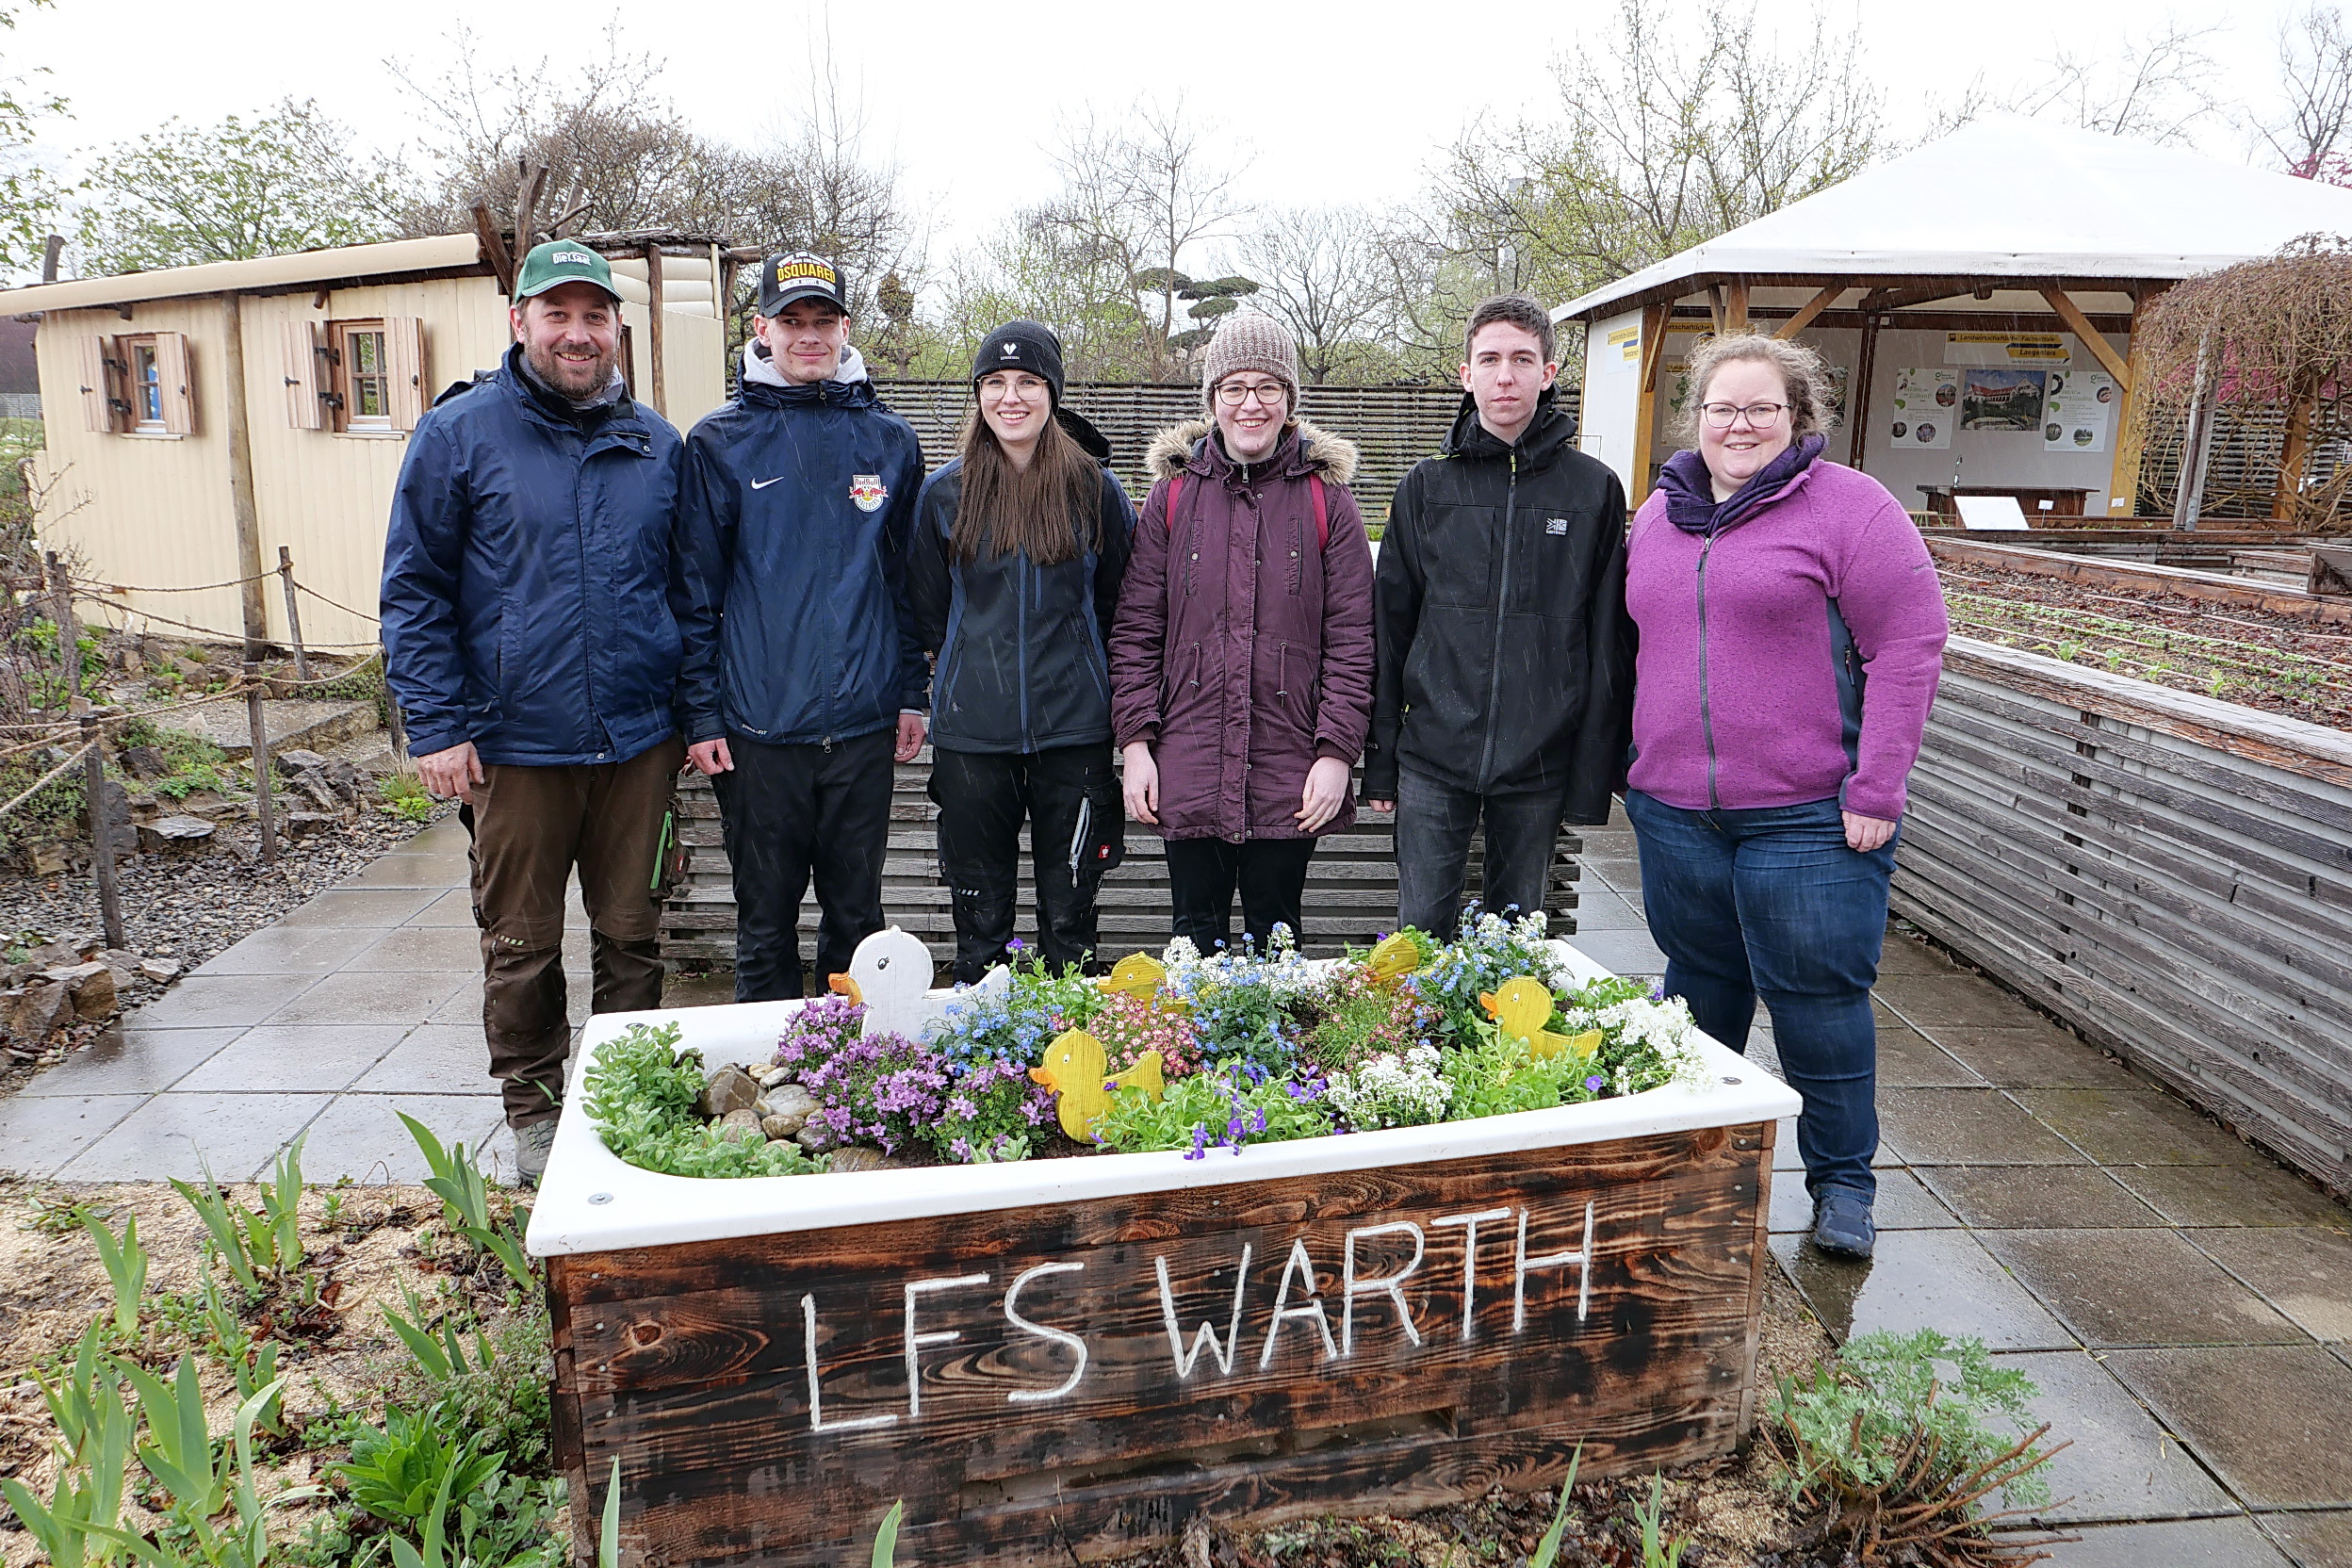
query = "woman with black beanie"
xmin=906 ymin=321 xmax=1138 ymax=982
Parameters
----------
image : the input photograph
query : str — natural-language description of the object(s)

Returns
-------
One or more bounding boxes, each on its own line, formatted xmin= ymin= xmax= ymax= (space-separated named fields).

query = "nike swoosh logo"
xmin=750 ymin=476 xmax=784 ymax=489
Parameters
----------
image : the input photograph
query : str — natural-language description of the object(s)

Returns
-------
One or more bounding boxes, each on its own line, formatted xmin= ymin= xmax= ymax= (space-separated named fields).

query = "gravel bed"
xmin=1939 ymin=560 xmax=2352 ymax=730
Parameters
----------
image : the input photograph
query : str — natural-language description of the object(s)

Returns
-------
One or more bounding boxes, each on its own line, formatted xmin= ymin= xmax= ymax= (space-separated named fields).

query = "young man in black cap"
xmin=674 ymin=252 xmax=927 ymax=999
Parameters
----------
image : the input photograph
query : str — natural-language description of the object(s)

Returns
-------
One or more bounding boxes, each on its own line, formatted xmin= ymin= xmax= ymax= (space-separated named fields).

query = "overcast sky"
xmin=8 ymin=0 xmax=2322 ymax=266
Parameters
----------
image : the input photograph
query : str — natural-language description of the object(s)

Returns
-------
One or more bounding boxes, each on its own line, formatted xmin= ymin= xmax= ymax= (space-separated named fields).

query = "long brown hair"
xmin=951 ymin=404 xmax=1102 ymax=565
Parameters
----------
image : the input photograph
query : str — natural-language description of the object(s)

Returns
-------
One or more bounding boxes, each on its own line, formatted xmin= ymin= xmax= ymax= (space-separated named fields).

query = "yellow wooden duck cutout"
xmin=1478 ymin=976 xmax=1602 ymax=1064
xmin=1030 ymin=1030 xmax=1166 ymax=1141
xmin=1099 ymin=953 xmax=1168 ymax=1000
xmin=1365 ymin=932 xmax=1425 ymax=984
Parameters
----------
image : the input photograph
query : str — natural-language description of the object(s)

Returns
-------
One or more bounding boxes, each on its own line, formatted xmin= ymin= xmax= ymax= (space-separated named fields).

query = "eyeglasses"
xmin=1699 ymin=400 xmax=1788 ymax=429
xmin=1216 ymin=381 xmax=1288 ymax=406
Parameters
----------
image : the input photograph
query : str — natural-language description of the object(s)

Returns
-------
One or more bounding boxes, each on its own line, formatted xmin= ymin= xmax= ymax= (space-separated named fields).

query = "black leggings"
xmin=931 ymin=744 xmax=1120 ymax=983
xmin=1163 ymin=837 xmax=1317 ymax=954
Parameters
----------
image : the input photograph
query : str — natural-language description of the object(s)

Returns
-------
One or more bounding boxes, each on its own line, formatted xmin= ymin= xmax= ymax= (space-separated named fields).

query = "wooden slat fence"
xmin=661 ymin=757 xmax=1582 ymax=969
xmin=875 ymin=381 xmax=1542 ymax=516
xmin=1893 ymin=635 xmax=2352 ymax=1193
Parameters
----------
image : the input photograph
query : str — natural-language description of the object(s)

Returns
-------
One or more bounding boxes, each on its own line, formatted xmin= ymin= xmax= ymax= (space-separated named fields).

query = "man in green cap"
xmin=383 ymin=239 xmax=689 ymax=1185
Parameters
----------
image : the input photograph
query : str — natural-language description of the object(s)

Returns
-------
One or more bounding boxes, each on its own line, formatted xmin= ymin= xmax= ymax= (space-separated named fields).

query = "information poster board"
xmin=1960 ymin=368 xmax=2048 ymax=433
xmin=2042 ymin=369 xmax=2116 ymax=453
xmin=1946 ymin=333 xmax=2071 ymax=366
xmin=1888 ymin=368 xmax=1957 ymax=449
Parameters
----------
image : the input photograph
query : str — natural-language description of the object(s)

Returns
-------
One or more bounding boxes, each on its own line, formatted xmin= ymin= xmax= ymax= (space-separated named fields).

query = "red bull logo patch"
xmin=850 ymin=474 xmax=888 ymax=512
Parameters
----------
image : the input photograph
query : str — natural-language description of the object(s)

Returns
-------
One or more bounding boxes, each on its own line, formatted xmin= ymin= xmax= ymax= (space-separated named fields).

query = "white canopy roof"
xmin=1557 ymin=116 xmax=2352 ymax=321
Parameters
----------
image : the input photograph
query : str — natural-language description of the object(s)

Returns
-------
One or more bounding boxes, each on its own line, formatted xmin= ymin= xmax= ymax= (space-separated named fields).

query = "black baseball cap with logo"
xmin=759 ymin=252 xmax=848 ymax=318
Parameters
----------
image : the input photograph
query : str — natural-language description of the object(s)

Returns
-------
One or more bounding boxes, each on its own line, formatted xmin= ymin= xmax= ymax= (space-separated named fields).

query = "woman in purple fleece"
xmin=1624 ymin=333 xmax=1950 ymax=1260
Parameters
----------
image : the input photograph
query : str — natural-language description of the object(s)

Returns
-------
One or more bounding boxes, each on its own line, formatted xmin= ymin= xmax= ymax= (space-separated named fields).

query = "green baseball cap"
xmin=514 ymin=240 xmax=620 ymax=302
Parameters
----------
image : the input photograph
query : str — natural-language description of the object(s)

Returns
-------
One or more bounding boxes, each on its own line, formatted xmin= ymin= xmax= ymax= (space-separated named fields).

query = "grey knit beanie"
xmin=1200 ymin=312 xmax=1300 ymax=416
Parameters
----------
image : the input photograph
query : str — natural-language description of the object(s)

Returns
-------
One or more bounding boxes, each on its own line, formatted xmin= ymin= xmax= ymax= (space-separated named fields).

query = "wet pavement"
xmin=2 ymin=805 xmax=2347 ymax=1562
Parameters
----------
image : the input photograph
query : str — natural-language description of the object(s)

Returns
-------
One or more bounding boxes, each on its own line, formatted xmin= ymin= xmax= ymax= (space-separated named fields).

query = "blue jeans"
xmin=1623 ymin=790 xmax=1895 ymax=1203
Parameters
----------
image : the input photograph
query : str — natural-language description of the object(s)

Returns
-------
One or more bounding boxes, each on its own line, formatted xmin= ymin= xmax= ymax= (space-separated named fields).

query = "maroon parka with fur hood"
xmin=1109 ymin=418 xmax=1377 ymax=841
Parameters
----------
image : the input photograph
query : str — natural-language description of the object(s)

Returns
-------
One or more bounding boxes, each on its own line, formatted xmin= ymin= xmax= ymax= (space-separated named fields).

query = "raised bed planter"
xmin=1897 ymin=634 xmax=2352 ymax=1193
xmin=526 ymin=945 xmax=1798 ymax=1568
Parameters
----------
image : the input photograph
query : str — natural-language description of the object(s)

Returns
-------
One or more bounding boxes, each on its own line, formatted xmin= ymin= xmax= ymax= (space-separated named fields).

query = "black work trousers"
xmin=1163 ymin=837 xmax=1317 ymax=954
xmin=713 ymin=729 xmax=894 ymax=1001
xmin=930 ymin=743 xmax=1119 ymax=983
xmin=1393 ymin=760 xmax=1568 ymax=939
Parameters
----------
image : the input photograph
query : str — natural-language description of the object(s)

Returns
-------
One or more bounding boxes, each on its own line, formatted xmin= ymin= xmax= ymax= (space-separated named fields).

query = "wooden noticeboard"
xmin=547 ymin=1122 xmax=1775 ymax=1567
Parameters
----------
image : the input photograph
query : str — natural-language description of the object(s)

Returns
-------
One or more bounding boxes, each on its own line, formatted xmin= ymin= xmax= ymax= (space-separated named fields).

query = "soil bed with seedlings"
xmin=0 ymin=1133 xmax=2064 ymax=1567
xmin=1936 ymin=559 xmax=2352 ymax=729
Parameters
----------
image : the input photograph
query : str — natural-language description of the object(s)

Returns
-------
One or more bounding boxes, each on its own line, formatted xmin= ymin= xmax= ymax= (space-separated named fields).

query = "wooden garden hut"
xmin=1 ymin=230 xmax=731 ymax=655
xmin=1556 ymin=116 xmax=2352 ymax=518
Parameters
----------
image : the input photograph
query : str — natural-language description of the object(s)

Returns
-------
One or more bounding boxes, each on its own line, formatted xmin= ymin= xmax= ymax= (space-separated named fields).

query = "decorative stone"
xmin=40 ymin=960 xmax=108 ymax=988
xmin=715 ymin=1108 xmax=765 ymax=1142
xmin=758 ymin=1083 xmax=819 ymax=1137
xmin=825 ymin=1147 xmax=887 ymax=1173
xmin=275 ymin=748 xmax=332 ymax=774
xmin=795 ymin=1123 xmax=829 ymax=1152
xmin=139 ymin=815 xmax=216 ymax=854
xmin=139 ymin=957 xmax=183 ymax=983
xmin=8 ymin=982 xmax=74 ymax=1042
xmin=69 ymin=967 xmax=117 ymax=1021
xmin=120 ymin=744 xmax=169 ymax=781
xmin=753 ymin=1063 xmax=792 ymax=1089
xmin=98 ymin=949 xmax=141 ymax=986
xmin=284 ymin=811 xmax=340 ymax=841
xmin=26 ymin=940 xmax=75 ymax=968
xmin=24 ymin=843 xmax=66 ymax=876
xmin=698 ymin=1065 xmax=761 ymax=1119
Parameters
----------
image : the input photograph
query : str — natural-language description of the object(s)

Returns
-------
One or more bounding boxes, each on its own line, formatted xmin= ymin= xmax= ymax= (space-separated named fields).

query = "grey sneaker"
xmin=514 ymin=1119 xmax=560 ymax=1187
xmin=1811 ymin=1189 xmax=1876 ymax=1258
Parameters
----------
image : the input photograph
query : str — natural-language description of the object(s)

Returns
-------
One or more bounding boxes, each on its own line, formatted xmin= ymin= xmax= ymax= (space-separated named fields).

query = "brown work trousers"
xmin=468 ymin=737 xmax=684 ymax=1126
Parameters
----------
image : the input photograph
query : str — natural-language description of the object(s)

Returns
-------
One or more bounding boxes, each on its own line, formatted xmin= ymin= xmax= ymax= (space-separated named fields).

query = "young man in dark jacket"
xmin=1364 ymin=293 xmax=1636 ymax=939
xmin=382 ymin=240 xmax=686 ymax=1184
xmin=674 ymin=253 xmax=927 ymax=1001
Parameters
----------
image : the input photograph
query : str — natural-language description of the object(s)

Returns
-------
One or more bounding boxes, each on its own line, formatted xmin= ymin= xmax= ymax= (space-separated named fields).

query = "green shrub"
xmin=581 ymin=1021 xmax=832 ymax=1179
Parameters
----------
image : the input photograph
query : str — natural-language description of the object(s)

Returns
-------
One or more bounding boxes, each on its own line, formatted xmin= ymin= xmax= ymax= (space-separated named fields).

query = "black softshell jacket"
xmin=1364 ymin=390 xmax=1636 ymax=822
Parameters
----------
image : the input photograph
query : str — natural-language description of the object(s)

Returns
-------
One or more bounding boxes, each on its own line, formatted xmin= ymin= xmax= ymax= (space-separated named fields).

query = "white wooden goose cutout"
xmin=826 ymin=927 xmax=939 ymax=1042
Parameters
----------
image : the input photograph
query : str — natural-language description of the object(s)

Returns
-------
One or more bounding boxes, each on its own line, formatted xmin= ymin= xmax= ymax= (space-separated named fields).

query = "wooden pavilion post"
xmin=1627 ymin=301 xmax=1669 ymax=504
xmin=1847 ymin=311 xmax=1881 ymax=471
xmin=2108 ymin=288 xmax=2159 ymax=521
xmin=644 ymin=243 xmax=668 ymax=419
xmin=2277 ymin=374 xmax=2318 ymax=523
xmin=220 ymin=292 xmax=270 ymax=659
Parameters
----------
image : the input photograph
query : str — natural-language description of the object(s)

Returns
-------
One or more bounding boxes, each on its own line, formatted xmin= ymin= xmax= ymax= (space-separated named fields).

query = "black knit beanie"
xmin=972 ymin=320 xmax=1066 ymax=406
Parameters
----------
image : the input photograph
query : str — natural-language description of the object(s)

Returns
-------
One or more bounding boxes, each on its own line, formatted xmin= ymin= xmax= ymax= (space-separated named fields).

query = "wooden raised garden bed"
xmin=1896 ymin=627 xmax=2352 ymax=1194
xmin=526 ymin=943 xmax=1797 ymax=1567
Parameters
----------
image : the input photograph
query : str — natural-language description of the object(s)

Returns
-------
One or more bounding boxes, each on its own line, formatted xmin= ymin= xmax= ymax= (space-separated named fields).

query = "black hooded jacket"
xmin=906 ymin=408 xmax=1137 ymax=754
xmin=1363 ymin=389 xmax=1635 ymax=820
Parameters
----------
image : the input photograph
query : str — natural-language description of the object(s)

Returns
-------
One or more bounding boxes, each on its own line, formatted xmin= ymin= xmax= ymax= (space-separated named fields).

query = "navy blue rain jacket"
xmin=380 ymin=348 xmax=685 ymax=766
xmin=673 ymin=352 xmax=927 ymax=745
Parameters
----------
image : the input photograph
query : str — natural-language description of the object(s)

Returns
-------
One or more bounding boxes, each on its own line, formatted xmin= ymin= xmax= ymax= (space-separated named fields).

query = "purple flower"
xmin=1185 ymin=1123 xmax=1210 ymax=1161
xmin=1585 ymin=1074 xmax=1606 ymax=1092
xmin=950 ymin=1137 xmax=972 ymax=1161
xmin=1007 ymin=937 xmax=1025 ymax=952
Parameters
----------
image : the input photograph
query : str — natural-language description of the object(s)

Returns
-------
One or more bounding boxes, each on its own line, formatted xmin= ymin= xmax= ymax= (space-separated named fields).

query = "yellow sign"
xmin=1607 ymin=324 xmax=1642 ymax=363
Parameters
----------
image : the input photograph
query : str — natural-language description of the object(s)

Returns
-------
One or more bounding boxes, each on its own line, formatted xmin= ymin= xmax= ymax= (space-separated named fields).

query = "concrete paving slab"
xmin=1559 ymin=928 xmax=1666 ymax=975
xmin=1771 ymin=1228 xmax=2078 ymax=1350
xmin=263 ymin=970 xmax=473 ymax=1027
xmin=192 ymin=923 xmax=395 ymax=976
xmin=2191 ymin=1230 xmax=2352 ymax=1343
xmin=1560 ymin=892 xmax=1649 ymax=932
xmin=2261 ymin=1509 xmax=2352 ymax=1567
xmin=2028 ymin=1517 xmax=2290 ymax=1567
xmin=15 ymin=1027 xmax=240 ymax=1098
xmin=2111 ymin=1164 xmax=2352 ymax=1229
xmin=402 ymin=890 xmax=479 ymax=927
xmin=136 ymin=972 xmax=321 ymax=1029
xmin=1916 ymin=1166 xmax=2168 ymax=1230
xmin=1934 ymin=1025 xmax=2140 ymax=1089
xmin=0 ymin=1093 xmax=147 ymax=1179
xmin=1984 ymin=1230 xmax=2309 ymax=1348
xmin=351 ymin=1024 xmax=497 ymax=1095
xmin=1772 ymin=1116 xmax=1905 ymax=1171
xmin=1876 ymin=1025 xmax=1989 ymax=1087
xmin=2108 ymin=1347 xmax=2352 ymax=1508
xmin=1998 ymin=1348 xmax=2238 ymax=1524
xmin=1877 ymin=934 xmax=1963 ymax=975
xmin=1874 ymin=973 xmax=2054 ymax=1031
xmin=270 ymin=887 xmax=443 ymax=928
xmin=1770 ymin=1168 xmax=1957 ymax=1233
xmin=172 ymin=1025 xmax=409 ymax=1094
xmin=338 ymin=926 xmax=483 ymax=972
xmin=52 ymin=1091 xmax=333 ymax=1183
xmin=340 ymin=853 xmax=472 ymax=890
xmin=297 ymin=1093 xmax=505 ymax=1184
xmin=1880 ymin=1087 xmax=2090 ymax=1166
xmin=2019 ymin=1088 xmax=2271 ymax=1168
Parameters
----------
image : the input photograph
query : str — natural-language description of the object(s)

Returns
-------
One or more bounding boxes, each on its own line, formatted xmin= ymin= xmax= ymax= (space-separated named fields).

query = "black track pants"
xmin=713 ymin=729 xmax=894 ymax=1001
xmin=930 ymin=744 xmax=1119 ymax=983
xmin=1163 ymin=837 xmax=1317 ymax=955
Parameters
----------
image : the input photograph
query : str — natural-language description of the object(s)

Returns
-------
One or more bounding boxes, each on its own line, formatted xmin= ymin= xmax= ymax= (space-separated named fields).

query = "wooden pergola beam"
xmin=1773 ymin=284 xmax=1844 ymax=340
xmin=1723 ymin=279 xmax=1750 ymax=332
xmin=2040 ymin=287 xmax=2133 ymax=389
xmin=1855 ymin=279 xmax=1979 ymax=313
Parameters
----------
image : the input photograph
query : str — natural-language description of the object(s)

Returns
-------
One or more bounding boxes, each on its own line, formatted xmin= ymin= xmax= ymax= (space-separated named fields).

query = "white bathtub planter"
xmin=529 ymin=930 xmax=1799 ymax=1568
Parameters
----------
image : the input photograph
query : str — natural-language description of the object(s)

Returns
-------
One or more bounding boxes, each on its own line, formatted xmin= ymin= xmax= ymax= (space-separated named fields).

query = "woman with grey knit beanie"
xmin=1106 ymin=313 xmax=1377 ymax=954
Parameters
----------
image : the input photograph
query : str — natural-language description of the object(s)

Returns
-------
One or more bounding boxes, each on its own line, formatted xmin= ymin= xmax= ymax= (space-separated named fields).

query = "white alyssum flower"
xmin=1564 ymin=995 xmax=1708 ymax=1092
xmin=1326 ymin=1044 xmax=1450 ymax=1130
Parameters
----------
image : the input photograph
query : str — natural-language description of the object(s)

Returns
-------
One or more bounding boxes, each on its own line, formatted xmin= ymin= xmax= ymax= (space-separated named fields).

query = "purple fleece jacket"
xmin=1625 ymin=459 xmax=1950 ymax=822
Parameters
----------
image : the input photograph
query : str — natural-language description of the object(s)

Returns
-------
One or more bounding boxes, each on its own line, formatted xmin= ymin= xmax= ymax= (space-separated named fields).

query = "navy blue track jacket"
xmin=673 ymin=347 xmax=926 ymax=746
xmin=380 ymin=347 xmax=685 ymax=767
